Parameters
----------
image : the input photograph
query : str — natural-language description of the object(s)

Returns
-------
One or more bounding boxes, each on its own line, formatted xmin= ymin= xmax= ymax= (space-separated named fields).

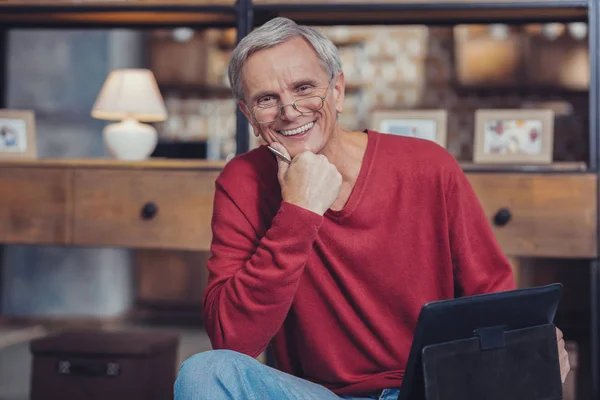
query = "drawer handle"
xmin=141 ymin=202 xmax=158 ymax=220
xmin=493 ymin=208 xmax=512 ymax=227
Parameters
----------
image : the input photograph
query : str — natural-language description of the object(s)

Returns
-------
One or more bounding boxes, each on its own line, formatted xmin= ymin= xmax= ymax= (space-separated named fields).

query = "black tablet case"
xmin=398 ymin=284 xmax=563 ymax=400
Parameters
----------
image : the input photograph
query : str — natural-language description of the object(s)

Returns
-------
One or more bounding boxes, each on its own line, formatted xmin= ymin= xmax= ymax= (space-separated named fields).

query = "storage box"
xmin=30 ymin=329 xmax=179 ymax=400
xmin=150 ymin=29 xmax=230 ymax=87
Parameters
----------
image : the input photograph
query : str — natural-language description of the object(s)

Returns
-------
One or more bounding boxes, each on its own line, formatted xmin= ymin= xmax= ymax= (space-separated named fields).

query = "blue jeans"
xmin=174 ymin=349 xmax=400 ymax=400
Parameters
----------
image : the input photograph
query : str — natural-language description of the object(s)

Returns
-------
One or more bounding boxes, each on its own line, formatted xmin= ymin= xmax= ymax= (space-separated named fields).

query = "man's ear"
xmin=238 ymin=100 xmax=260 ymax=137
xmin=333 ymin=72 xmax=346 ymax=114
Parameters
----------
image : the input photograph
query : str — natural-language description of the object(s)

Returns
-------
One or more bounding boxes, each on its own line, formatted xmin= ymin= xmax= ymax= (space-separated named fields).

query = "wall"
xmin=1 ymin=29 xmax=145 ymax=317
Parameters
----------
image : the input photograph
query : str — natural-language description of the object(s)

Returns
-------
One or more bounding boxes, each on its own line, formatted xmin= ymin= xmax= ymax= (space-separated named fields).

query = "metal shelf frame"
xmin=254 ymin=1 xmax=588 ymax=26
xmin=590 ymin=0 xmax=600 ymax=397
xmin=0 ymin=0 xmax=599 ymax=398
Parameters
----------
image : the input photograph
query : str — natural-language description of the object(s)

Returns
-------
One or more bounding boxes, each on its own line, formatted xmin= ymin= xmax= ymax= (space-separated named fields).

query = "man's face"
xmin=239 ymin=36 xmax=345 ymax=158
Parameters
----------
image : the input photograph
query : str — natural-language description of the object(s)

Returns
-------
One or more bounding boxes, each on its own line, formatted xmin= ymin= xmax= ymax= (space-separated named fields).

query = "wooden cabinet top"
xmin=0 ymin=158 xmax=590 ymax=173
xmin=0 ymin=158 xmax=227 ymax=171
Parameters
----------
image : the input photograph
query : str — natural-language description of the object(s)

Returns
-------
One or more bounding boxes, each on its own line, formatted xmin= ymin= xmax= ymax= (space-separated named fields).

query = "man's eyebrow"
xmin=291 ymin=78 xmax=319 ymax=88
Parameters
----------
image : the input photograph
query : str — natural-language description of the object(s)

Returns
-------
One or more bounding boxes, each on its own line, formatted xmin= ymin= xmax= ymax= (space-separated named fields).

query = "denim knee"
xmin=174 ymin=349 xmax=259 ymax=399
xmin=178 ymin=349 xmax=256 ymax=376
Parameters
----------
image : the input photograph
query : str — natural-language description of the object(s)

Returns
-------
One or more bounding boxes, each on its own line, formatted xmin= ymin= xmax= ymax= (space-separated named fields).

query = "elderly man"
xmin=174 ymin=17 xmax=570 ymax=400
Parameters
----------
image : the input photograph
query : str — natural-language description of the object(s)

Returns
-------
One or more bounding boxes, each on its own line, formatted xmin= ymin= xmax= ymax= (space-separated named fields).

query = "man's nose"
xmin=279 ymin=101 xmax=301 ymax=122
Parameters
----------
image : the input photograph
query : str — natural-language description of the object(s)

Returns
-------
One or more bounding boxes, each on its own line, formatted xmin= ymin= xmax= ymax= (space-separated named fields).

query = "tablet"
xmin=397 ymin=283 xmax=563 ymax=400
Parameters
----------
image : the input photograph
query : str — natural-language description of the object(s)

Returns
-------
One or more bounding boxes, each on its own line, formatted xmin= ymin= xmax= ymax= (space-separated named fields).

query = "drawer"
xmin=72 ymin=168 xmax=220 ymax=250
xmin=0 ymin=167 xmax=71 ymax=244
xmin=467 ymin=173 xmax=597 ymax=258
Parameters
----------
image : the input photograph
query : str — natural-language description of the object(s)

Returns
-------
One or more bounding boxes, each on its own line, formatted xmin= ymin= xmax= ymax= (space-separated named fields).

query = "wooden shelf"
xmin=0 ymin=158 xmax=227 ymax=170
xmin=460 ymin=161 xmax=589 ymax=173
xmin=453 ymin=84 xmax=589 ymax=97
xmin=254 ymin=1 xmax=588 ymax=26
xmin=0 ymin=1 xmax=237 ymax=28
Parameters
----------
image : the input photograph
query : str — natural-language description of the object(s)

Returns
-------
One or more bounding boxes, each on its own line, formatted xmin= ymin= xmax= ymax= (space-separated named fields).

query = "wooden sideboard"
xmin=0 ymin=159 xmax=596 ymax=321
xmin=0 ymin=159 xmax=595 ymax=258
xmin=0 ymin=159 xmax=226 ymax=321
xmin=0 ymin=159 xmax=225 ymax=251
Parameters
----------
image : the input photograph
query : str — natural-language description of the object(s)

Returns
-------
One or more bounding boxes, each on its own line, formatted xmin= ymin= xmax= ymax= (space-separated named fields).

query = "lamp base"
xmin=103 ymin=119 xmax=158 ymax=161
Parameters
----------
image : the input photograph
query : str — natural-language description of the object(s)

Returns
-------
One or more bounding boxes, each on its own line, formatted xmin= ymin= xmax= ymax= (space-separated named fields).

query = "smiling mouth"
xmin=278 ymin=121 xmax=315 ymax=136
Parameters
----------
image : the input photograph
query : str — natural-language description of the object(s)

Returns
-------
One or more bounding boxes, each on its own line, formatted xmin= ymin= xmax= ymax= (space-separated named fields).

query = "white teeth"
xmin=280 ymin=121 xmax=314 ymax=136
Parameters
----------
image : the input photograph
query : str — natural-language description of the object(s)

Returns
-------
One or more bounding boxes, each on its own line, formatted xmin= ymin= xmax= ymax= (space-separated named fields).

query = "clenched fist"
xmin=270 ymin=143 xmax=342 ymax=216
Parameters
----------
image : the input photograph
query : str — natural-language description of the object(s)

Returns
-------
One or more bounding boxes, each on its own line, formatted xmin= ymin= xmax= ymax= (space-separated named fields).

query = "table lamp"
xmin=91 ymin=69 xmax=167 ymax=161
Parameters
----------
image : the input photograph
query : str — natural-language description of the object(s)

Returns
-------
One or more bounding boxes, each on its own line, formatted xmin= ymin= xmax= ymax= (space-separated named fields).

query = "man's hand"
xmin=271 ymin=143 xmax=342 ymax=216
xmin=556 ymin=327 xmax=570 ymax=383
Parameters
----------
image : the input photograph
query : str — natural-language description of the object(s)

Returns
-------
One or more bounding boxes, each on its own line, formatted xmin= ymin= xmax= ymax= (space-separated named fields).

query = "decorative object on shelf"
xmin=157 ymin=94 xmax=237 ymax=160
xmin=150 ymin=29 xmax=231 ymax=88
xmin=454 ymin=25 xmax=522 ymax=87
xmin=0 ymin=109 xmax=37 ymax=160
xmin=541 ymin=23 xmax=565 ymax=41
xmin=473 ymin=109 xmax=554 ymax=164
xmin=455 ymin=23 xmax=589 ymax=92
xmin=316 ymin=25 xmax=374 ymax=47
xmin=525 ymin=33 xmax=589 ymax=91
xmin=91 ymin=69 xmax=167 ymax=161
xmin=171 ymin=27 xmax=194 ymax=42
xmin=370 ymin=109 xmax=447 ymax=148
xmin=488 ymin=24 xmax=510 ymax=41
xmin=567 ymin=22 xmax=588 ymax=40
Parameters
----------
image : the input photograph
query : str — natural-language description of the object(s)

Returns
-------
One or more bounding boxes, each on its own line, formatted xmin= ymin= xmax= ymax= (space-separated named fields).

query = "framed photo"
xmin=473 ymin=109 xmax=554 ymax=164
xmin=370 ymin=110 xmax=447 ymax=147
xmin=0 ymin=110 xmax=37 ymax=160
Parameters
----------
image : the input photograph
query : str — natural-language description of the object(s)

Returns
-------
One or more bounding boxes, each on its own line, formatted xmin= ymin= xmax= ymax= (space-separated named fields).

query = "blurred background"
xmin=0 ymin=1 xmax=595 ymax=399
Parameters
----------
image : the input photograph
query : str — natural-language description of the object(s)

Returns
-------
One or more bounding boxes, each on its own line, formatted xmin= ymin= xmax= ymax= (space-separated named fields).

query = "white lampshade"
xmin=91 ymin=69 xmax=167 ymax=122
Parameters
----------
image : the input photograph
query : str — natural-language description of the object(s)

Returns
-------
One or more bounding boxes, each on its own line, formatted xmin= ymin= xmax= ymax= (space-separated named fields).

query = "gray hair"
xmin=228 ymin=17 xmax=343 ymax=102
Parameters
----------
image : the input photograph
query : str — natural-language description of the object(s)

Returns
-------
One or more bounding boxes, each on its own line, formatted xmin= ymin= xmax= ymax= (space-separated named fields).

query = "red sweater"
xmin=203 ymin=130 xmax=515 ymax=395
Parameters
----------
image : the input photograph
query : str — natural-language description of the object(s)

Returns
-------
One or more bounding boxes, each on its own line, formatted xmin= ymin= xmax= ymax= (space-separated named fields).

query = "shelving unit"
xmin=0 ymin=1 xmax=598 ymax=398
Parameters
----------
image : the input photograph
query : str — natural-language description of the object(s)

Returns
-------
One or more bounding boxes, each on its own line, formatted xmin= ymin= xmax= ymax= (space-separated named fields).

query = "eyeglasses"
xmin=250 ymin=77 xmax=335 ymax=124
xmin=252 ymin=95 xmax=326 ymax=124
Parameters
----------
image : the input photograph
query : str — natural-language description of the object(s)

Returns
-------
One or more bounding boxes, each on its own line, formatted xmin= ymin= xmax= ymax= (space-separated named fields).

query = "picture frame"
xmin=0 ymin=109 xmax=37 ymax=160
xmin=473 ymin=109 xmax=554 ymax=164
xmin=370 ymin=109 xmax=447 ymax=147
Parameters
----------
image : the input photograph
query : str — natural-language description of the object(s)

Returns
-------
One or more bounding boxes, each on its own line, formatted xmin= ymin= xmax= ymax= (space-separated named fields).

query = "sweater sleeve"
xmin=445 ymin=163 xmax=516 ymax=297
xmin=202 ymin=179 xmax=323 ymax=358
